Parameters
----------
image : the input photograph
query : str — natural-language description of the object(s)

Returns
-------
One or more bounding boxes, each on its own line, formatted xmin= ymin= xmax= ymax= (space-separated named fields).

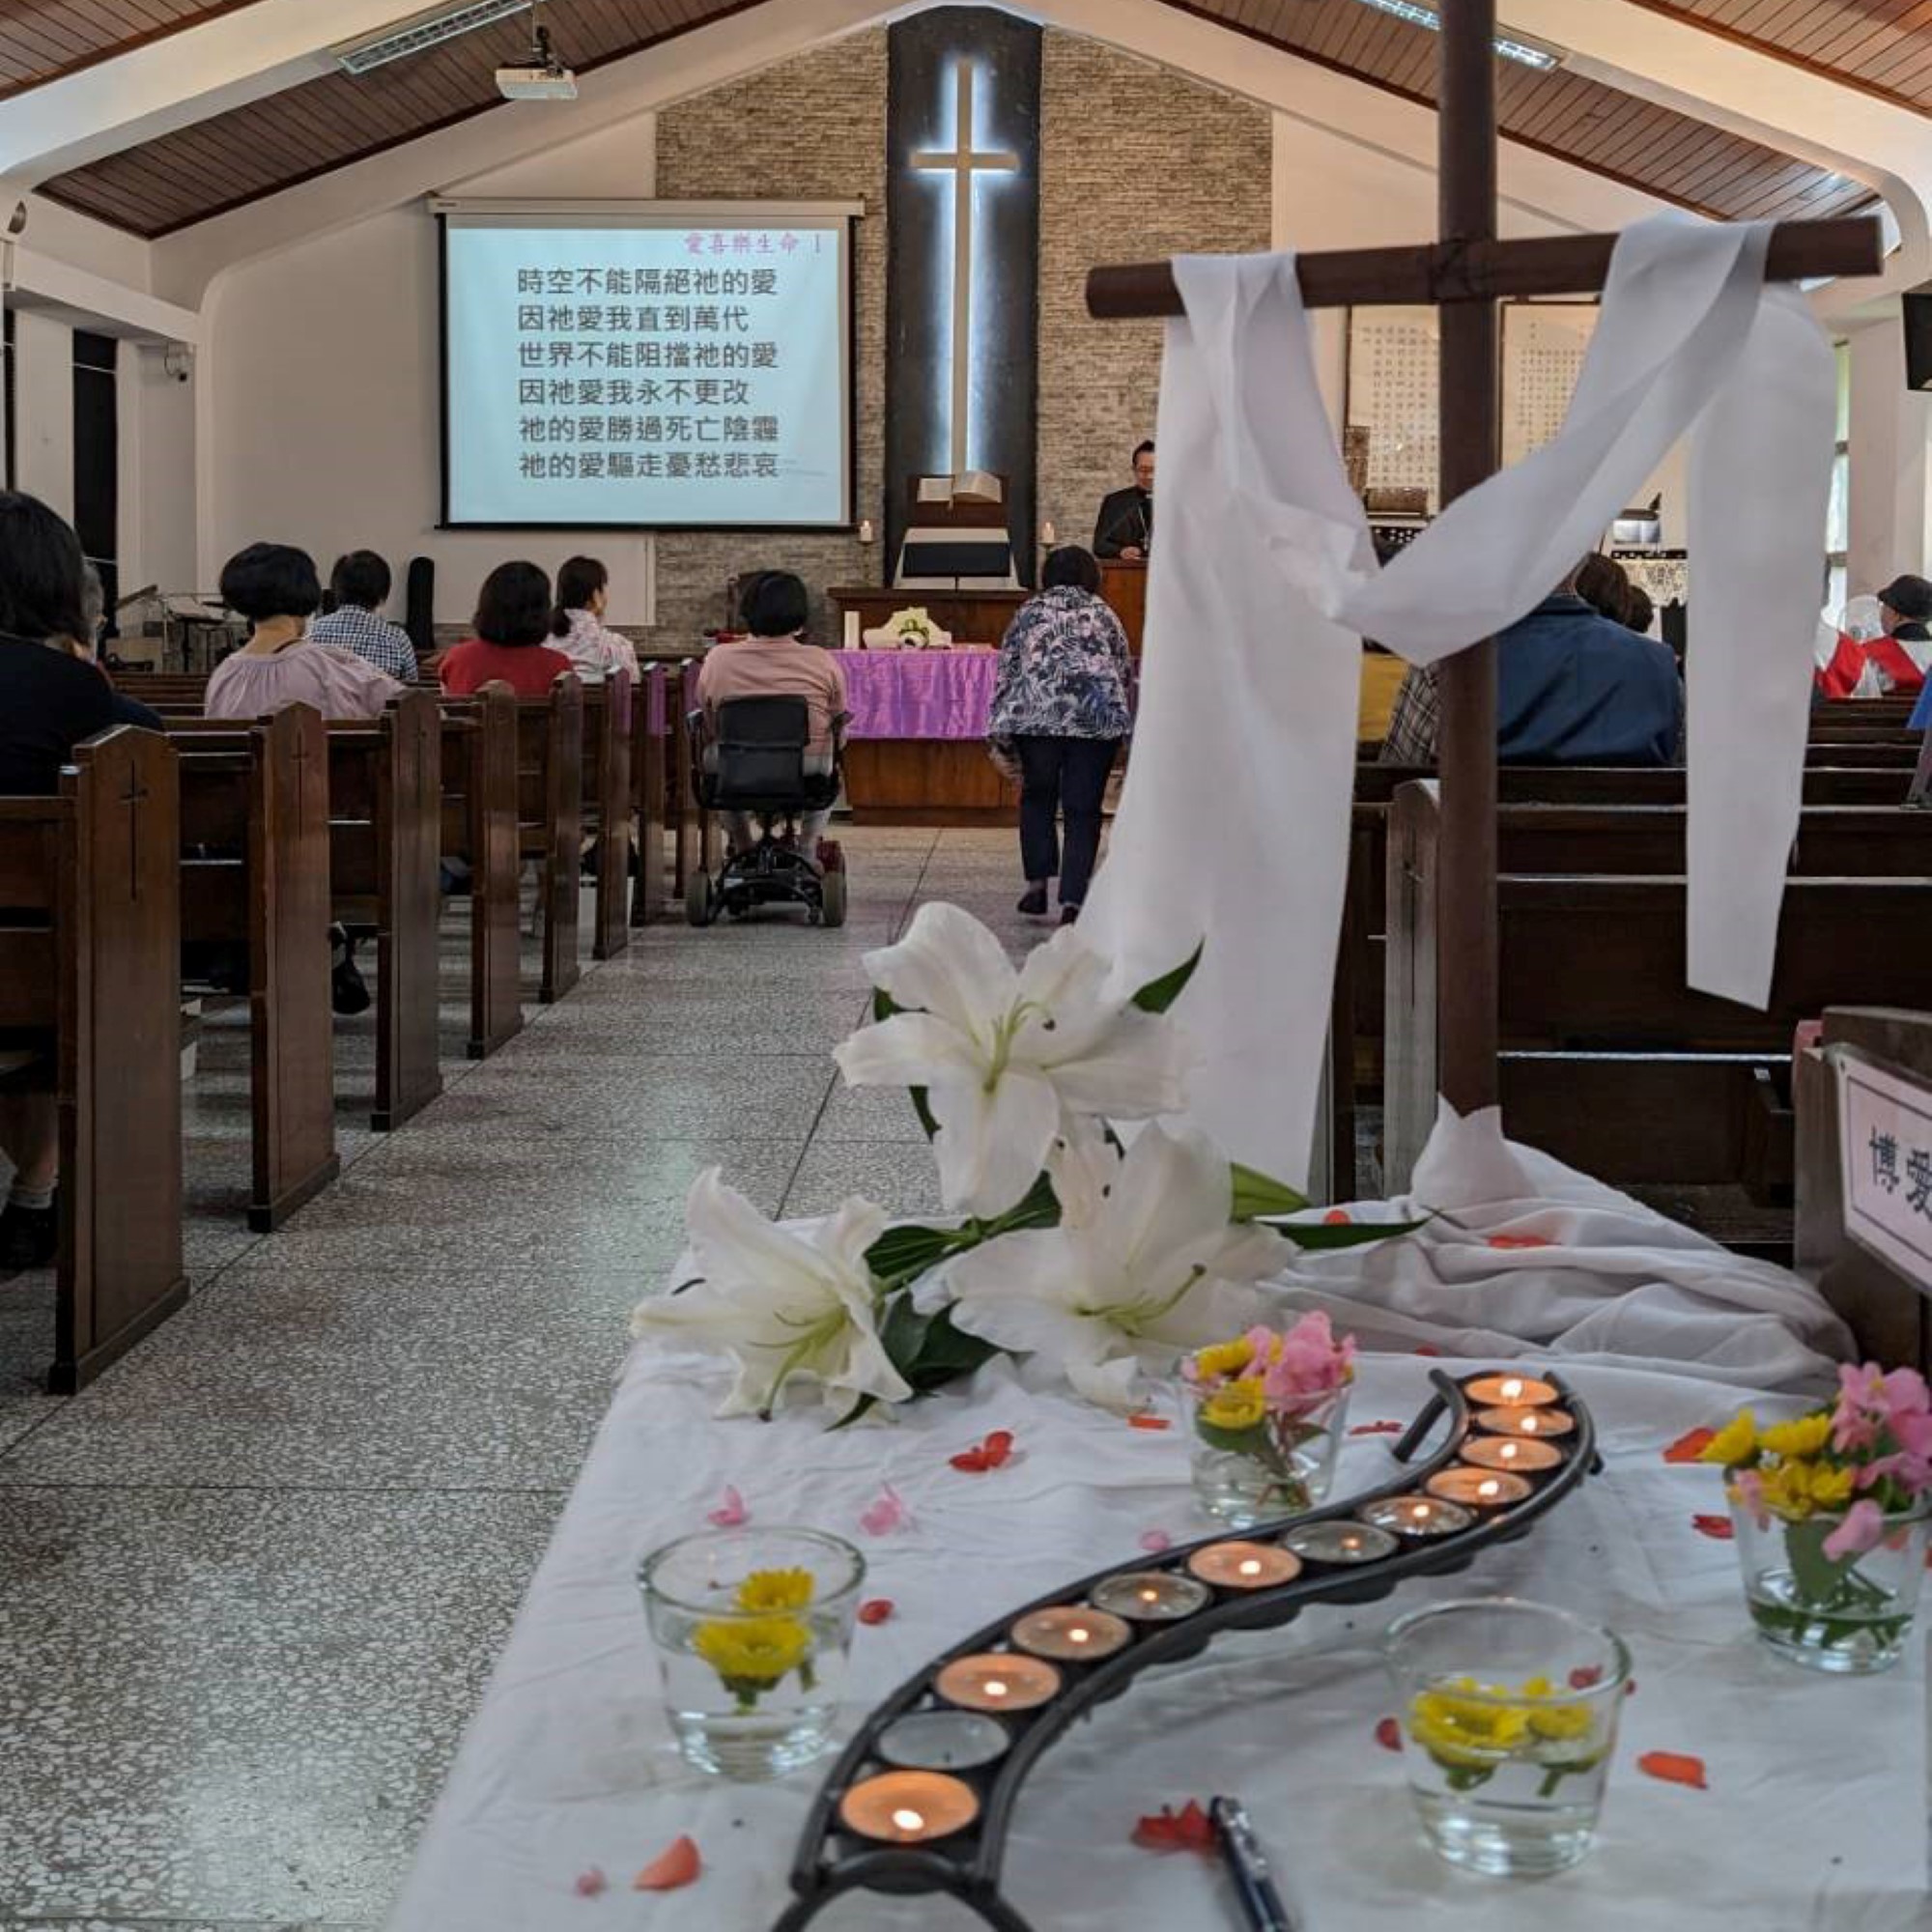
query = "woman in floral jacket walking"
xmin=988 ymin=546 xmax=1134 ymax=923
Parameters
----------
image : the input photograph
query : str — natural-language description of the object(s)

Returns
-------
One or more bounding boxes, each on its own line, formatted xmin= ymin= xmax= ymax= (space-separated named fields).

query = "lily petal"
xmin=861 ymin=902 xmax=1015 ymax=1035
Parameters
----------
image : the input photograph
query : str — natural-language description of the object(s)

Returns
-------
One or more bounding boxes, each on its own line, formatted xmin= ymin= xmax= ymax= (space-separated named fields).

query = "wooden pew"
xmin=669 ymin=659 xmax=724 ymax=914
xmin=324 ymin=691 xmax=444 ymax=1130
xmin=630 ymin=664 xmax=671 ymax=927
xmin=519 ymin=676 xmax=584 ymax=1005
xmin=0 ymin=728 xmax=188 ymax=1391
xmin=173 ymin=705 xmax=338 ymax=1229
xmin=581 ymin=671 xmax=633 ymax=962
xmin=439 ymin=685 xmax=524 ymax=1058
xmin=1384 ymin=781 xmax=1932 ymax=1249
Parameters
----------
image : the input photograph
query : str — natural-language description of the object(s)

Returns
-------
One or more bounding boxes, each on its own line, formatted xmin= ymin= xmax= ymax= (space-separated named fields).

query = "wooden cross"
xmin=912 ymin=62 xmax=1020 ymax=477
xmin=1084 ymin=0 xmax=1881 ymax=1118
xmin=120 ymin=763 xmax=149 ymax=900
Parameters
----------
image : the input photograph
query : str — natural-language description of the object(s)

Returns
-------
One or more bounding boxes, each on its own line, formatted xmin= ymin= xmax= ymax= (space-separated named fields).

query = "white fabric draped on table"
xmin=389 ymin=1128 xmax=1910 ymax=1932
xmin=1081 ymin=214 xmax=1837 ymax=1190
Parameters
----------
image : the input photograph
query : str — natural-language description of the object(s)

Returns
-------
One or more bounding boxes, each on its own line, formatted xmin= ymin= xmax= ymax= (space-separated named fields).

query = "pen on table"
xmin=1209 ymin=1794 xmax=1296 ymax=1932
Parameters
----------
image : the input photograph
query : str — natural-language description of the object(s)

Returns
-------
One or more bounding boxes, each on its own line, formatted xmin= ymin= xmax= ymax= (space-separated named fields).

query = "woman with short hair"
xmin=550 ymin=556 xmax=640 ymax=685
xmin=440 ymin=561 xmax=574 ymax=697
xmin=988 ymin=545 xmax=1133 ymax=923
xmin=204 ymin=543 xmax=403 ymax=723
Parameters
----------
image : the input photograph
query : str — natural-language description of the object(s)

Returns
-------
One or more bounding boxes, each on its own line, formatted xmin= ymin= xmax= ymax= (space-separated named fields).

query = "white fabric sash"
xmin=1080 ymin=213 xmax=1837 ymax=1189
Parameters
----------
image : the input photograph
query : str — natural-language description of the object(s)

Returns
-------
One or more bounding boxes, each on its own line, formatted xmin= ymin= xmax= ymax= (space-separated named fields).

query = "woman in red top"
xmin=440 ymin=562 xmax=575 ymax=697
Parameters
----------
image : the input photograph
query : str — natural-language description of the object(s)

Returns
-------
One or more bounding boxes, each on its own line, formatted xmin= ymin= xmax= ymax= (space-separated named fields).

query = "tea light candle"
xmin=1357 ymin=1494 xmax=1475 ymax=1538
xmin=935 ymin=1653 xmax=1062 ymax=1713
xmin=1187 ymin=1542 xmax=1302 ymax=1590
xmin=1465 ymin=1373 xmax=1559 ymax=1409
xmin=877 ymin=1711 xmax=1011 ymax=1773
xmin=1424 ymin=1466 xmax=1535 ymax=1509
xmin=838 ymin=1771 xmax=980 ymax=1843
xmin=1009 ymin=1605 xmax=1132 ymax=1662
xmin=1475 ymin=1406 xmax=1576 ymax=1438
xmin=1283 ymin=1520 xmax=1400 ymax=1565
xmin=1041 ymin=521 xmax=1058 ymax=546
xmin=1090 ymin=1571 xmax=1212 ymax=1622
xmin=858 ymin=518 xmax=876 ymax=545
xmin=1462 ymin=1435 xmax=1563 ymax=1473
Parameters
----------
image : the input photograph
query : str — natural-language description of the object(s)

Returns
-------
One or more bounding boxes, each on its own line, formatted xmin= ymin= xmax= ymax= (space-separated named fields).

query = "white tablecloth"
xmin=391 ymin=1356 xmax=1924 ymax=1926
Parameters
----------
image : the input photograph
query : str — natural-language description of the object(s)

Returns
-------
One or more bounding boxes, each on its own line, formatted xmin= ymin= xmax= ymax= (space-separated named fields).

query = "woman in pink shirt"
xmin=440 ymin=563 xmax=575 ymax=697
xmin=205 ymin=544 xmax=404 ymax=723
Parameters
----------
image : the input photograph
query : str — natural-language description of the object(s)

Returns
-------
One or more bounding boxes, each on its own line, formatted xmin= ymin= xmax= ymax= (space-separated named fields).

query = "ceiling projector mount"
xmin=497 ymin=0 xmax=577 ymax=100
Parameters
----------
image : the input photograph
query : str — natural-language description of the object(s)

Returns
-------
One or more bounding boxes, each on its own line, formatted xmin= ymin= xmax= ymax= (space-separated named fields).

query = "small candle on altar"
xmin=1475 ymin=1406 xmax=1576 ymax=1438
xmin=838 ymin=1771 xmax=980 ymax=1843
xmin=1462 ymin=1435 xmax=1563 ymax=1473
xmin=858 ymin=518 xmax=876 ymax=545
xmin=935 ymin=1653 xmax=1062 ymax=1713
xmin=1424 ymin=1466 xmax=1535 ymax=1509
xmin=1186 ymin=1542 xmax=1302 ymax=1590
xmin=1357 ymin=1494 xmax=1475 ymax=1539
xmin=1283 ymin=1520 xmax=1400 ymax=1565
xmin=1009 ymin=1605 xmax=1132 ymax=1662
xmin=1041 ymin=520 xmax=1058 ymax=546
xmin=877 ymin=1711 xmax=1011 ymax=1773
xmin=1465 ymin=1373 xmax=1559 ymax=1409
xmin=1090 ymin=1571 xmax=1212 ymax=1623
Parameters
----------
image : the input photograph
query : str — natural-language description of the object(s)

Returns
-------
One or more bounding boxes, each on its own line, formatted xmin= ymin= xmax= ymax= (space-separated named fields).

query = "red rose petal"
xmin=1375 ymin=1717 xmax=1403 ymax=1752
xmin=1691 ymin=1514 xmax=1735 ymax=1541
xmin=1127 ymin=1412 xmax=1171 ymax=1432
xmin=1413 ymin=1345 xmax=1443 ymax=1357
xmin=1132 ymin=1801 xmax=1217 ymax=1854
xmin=1323 ymin=1209 xmax=1352 ymax=1226
xmin=633 ymin=1835 xmax=702 ymax=1891
xmin=573 ymin=1868 xmax=609 ymax=1898
xmin=858 ymin=1598 xmax=895 ymax=1626
xmin=950 ymin=1430 xmax=1017 ymax=1474
xmin=1487 ymin=1233 xmax=1555 ymax=1251
xmin=1637 ymin=1751 xmax=1708 ymax=1791
xmin=1663 ymin=1427 xmax=1718 ymax=1465
xmin=1626 ymin=1679 xmax=1638 ymax=1696
xmin=1350 ymin=1421 xmax=1404 ymax=1437
xmin=1567 ymin=1665 xmax=1604 ymax=1690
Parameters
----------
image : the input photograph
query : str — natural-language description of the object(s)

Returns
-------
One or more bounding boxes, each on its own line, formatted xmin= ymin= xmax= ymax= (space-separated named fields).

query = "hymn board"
xmin=1086 ymin=0 xmax=1881 ymax=1114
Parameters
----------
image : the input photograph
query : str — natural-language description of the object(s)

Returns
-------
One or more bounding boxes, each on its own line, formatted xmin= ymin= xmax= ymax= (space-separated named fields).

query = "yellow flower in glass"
xmin=1194 ymin=1338 xmax=1256 ymax=1381
xmin=1758 ymin=1413 xmax=1834 ymax=1461
xmin=1199 ymin=1378 xmax=1267 ymax=1433
xmin=1700 ymin=1409 xmax=1759 ymax=1468
xmin=736 ymin=1567 xmax=814 ymax=1613
xmin=1407 ymin=1676 xmax=1606 ymax=1795
xmin=693 ymin=1613 xmax=813 ymax=1712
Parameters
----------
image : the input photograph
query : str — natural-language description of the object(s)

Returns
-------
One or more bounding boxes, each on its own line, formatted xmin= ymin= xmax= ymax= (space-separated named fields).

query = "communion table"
xmin=388 ymin=1131 xmax=1920 ymax=1932
xmin=838 ymin=647 xmax=1016 ymax=822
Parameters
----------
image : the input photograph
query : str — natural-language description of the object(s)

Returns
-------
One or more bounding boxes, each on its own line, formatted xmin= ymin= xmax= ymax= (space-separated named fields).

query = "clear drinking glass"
xmin=639 ymin=1526 xmax=865 ymax=1781
xmin=1179 ymin=1378 xmax=1349 ymax=1527
xmin=1729 ymin=1499 xmax=1929 ymax=1675
xmin=1383 ymin=1598 xmax=1631 ymax=1877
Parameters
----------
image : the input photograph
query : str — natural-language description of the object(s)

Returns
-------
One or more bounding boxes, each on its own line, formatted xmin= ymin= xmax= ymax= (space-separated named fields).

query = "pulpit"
xmin=1097 ymin=557 xmax=1148 ymax=656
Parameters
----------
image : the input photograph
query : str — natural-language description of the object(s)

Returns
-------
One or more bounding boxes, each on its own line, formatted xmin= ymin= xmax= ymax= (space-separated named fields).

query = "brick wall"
xmin=1036 ymin=37 xmax=1272 ymax=554
xmin=651 ymin=28 xmax=889 ymax=646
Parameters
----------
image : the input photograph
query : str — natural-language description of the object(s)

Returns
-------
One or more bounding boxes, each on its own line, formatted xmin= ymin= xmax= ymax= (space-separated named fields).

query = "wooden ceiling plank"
xmin=0 ymin=0 xmax=275 ymax=104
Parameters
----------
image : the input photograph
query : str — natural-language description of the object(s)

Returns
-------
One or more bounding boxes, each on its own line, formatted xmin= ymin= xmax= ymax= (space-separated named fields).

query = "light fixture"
xmin=334 ymin=0 xmax=533 ymax=76
xmin=1354 ymin=0 xmax=1563 ymax=71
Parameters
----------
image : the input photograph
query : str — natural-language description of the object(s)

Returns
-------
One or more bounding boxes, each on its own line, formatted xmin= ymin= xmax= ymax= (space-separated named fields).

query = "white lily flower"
xmin=833 ymin=902 xmax=1192 ymax=1217
xmin=929 ymin=1124 xmax=1287 ymax=1394
xmin=630 ymin=1170 xmax=912 ymax=1420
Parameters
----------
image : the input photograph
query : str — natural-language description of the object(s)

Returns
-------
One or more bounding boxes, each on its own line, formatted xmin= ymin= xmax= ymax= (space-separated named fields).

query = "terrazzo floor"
xmin=0 ymin=827 xmax=1043 ymax=1932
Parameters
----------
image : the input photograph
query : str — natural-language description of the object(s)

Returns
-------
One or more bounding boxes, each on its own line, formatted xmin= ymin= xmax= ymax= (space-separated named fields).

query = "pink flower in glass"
xmin=1822 ymin=1498 xmax=1887 ymax=1562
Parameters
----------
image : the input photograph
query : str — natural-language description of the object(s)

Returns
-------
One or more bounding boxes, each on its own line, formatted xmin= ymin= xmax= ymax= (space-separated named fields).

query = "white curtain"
xmin=1080 ymin=213 xmax=1837 ymax=1190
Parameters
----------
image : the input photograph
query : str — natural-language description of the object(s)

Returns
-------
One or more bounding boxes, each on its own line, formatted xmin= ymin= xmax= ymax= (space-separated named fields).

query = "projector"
xmin=497 ymin=60 xmax=577 ymax=99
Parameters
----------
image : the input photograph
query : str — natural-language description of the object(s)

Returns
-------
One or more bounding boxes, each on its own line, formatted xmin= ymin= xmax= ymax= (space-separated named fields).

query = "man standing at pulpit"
xmin=1094 ymin=440 xmax=1155 ymax=560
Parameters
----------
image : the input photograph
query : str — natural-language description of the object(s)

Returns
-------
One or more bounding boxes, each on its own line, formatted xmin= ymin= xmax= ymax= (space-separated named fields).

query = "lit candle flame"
xmin=1238 ymin=1559 xmax=1263 ymax=1577
xmin=1068 ymin=1627 xmax=1091 ymax=1645
xmin=1479 ymin=1479 xmax=1500 ymax=1499
xmin=893 ymin=1809 xmax=925 ymax=1833
xmin=982 ymin=1679 xmax=1009 ymax=1698
xmin=1341 ymin=1534 xmax=1361 ymax=1550
xmin=1408 ymin=1502 xmax=1432 ymax=1520
xmin=1139 ymin=1587 xmax=1159 ymax=1605
xmin=1520 ymin=1415 xmax=1540 ymax=1434
xmin=1500 ymin=1378 xmax=1525 ymax=1402
xmin=1499 ymin=1442 xmax=1520 ymax=1462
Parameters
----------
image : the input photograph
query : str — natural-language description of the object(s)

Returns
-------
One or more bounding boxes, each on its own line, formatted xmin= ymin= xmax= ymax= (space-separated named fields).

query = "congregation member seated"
xmin=1872 ymin=573 xmax=1932 ymax=697
xmin=205 ymin=544 xmax=403 ymax=722
xmin=308 ymin=551 xmax=418 ymax=680
xmin=696 ymin=570 xmax=847 ymax=854
xmin=0 ymin=493 xmax=144 ymax=1269
xmin=78 ymin=563 xmax=162 ymax=730
xmin=1574 ymin=552 xmax=1634 ymax=626
xmin=988 ymin=545 xmax=1133 ymax=924
xmin=549 ymin=556 xmax=640 ymax=685
xmin=1623 ymin=584 xmax=1656 ymax=637
xmin=440 ymin=562 xmax=574 ymax=697
xmin=1380 ymin=557 xmax=1682 ymax=767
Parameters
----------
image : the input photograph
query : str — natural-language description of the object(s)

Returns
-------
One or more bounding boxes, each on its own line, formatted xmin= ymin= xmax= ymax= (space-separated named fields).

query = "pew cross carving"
xmin=119 ymin=769 xmax=148 ymax=900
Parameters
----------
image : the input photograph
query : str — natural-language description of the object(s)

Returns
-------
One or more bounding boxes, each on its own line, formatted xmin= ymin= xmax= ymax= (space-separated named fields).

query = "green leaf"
xmin=866 ymin=1223 xmax=956 ymax=1283
xmin=879 ymin=1293 xmax=998 ymax=1396
xmin=1784 ymin=1517 xmax=1861 ymax=1609
xmin=862 ymin=991 xmax=941 ymax=1138
xmin=828 ymin=1393 xmax=879 ymax=1432
xmin=1230 ymin=1162 xmax=1311 ymax=1221
xmin=907 ymin=1087 xmax=941 ymax=1140
xmin=1131 ymin=941 xmax=1205 ymax=1014
xmin=1266 ymin=1215 xmax=1433 ymax=1252
xmin=1002 ymin=1168 xmax=1064 ymax=1231
xmin=871 ymin=987 xmax=900 ymax=1023
xmin=1194 ymin=1417 xmax=1272 ymax=1458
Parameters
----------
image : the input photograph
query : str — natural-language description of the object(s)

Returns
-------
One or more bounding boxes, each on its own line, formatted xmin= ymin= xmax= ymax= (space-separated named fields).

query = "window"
xmin=1828 ymin=340 xmax=1850 ymax=620
xmin=72 ymin=329 xmax=118 ymax=637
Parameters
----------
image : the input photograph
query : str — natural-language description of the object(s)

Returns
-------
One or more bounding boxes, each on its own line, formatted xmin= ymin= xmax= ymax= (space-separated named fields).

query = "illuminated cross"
xmin=911 ymin=63 xmax=1018 ymax=476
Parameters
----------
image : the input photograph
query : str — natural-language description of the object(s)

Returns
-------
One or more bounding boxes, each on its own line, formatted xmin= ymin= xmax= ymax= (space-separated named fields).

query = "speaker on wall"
xmin=406 ymin=556 xmax=436 ymax=661
xmin=1905 ymin=286 xmax=1932 ymax=391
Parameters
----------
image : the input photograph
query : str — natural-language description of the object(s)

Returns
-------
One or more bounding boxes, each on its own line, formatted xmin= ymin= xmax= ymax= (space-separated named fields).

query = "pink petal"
xmin=860 ymin=1484 xmax=910 ymax=1536
xmin=573 ymin=1868 xmax=609 ymax=1898
xmin=1139 ymin=1529 xmax=1173 ymax=1553
xmin=1823 ymin=1499 xmax=1886 ymax=1562
xmin=706 ymin=1486 xmax=748 ymax=1528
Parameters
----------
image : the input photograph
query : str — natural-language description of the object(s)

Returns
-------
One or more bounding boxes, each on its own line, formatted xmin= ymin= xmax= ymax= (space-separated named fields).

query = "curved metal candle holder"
xmin=772 ymin=1368 xmax=1600 ymax=1932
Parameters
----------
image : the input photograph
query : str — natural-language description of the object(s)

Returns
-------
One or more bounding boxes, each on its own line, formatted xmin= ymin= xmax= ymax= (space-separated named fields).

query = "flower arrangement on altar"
xmin=1701 ymin=1362 xmax=1932 ymax=1672
xmin=1179 ymin=1318 xmax=1356 ymax=1522
xmin=630 ymin=902 xmax=1418 ymax=1425
xmin=862 ymin=608 xmax=951 ymax=651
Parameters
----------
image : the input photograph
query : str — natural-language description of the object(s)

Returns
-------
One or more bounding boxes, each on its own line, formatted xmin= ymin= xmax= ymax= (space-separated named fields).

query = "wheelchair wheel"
xmin=685 ymin=867 xmax=715 ymax=927
xmin=819 ymin=868 xmax=848 ymax=930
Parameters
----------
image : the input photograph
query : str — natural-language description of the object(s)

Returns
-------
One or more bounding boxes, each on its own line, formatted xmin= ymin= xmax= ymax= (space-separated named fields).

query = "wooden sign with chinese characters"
xmin=1795 ymin=1009 xmax=1932 ymax=1375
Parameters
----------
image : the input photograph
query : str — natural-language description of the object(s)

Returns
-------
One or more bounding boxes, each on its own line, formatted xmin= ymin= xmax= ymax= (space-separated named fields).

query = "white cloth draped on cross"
xmin=1080 ymin=213 xmax=1838 ymax=1191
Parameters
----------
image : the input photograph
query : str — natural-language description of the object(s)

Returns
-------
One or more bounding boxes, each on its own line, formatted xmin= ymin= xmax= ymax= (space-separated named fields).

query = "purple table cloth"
xmin=835 ymin=647 xmax=999 ymax=740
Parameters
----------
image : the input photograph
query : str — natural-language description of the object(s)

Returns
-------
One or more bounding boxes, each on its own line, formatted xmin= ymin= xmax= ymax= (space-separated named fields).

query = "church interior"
xmin=2 ymin=1 xmax=1931 ymax=1926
